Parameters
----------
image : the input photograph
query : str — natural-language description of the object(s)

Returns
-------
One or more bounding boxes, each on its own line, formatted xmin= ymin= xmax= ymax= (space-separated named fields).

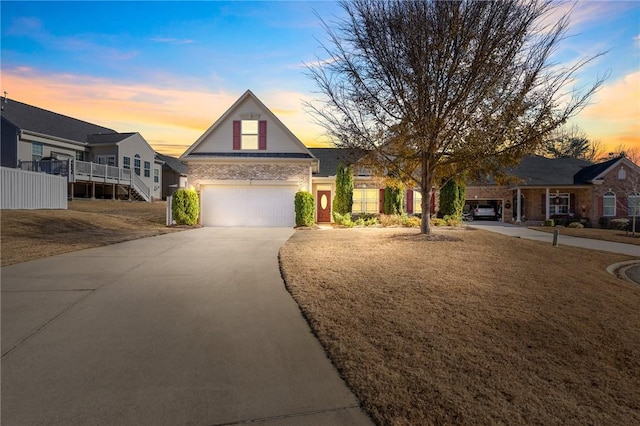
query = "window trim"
xmin=134 ymin=154 xmax=141 ymax=176
xmin=548 ymin=192 xmax=570 ymax=216
xmin=628 ymin=192 xmax=640 ymax=217
xmin=603 ymin=191 xmax=616 ymax=217
xmin=153 ymin=168 xmax=159 ymax=183
xmin=123 ymin=156 xmax=131 ymax=170
xmin=144 ymin=161 xmax=151 ymax=178
xmin=32 ymin=142 xmax=43 ymax=161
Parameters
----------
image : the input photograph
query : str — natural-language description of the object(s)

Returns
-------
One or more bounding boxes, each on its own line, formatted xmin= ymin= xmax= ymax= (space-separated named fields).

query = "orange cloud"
xmin=570 ymin=70 xmax=640 ymax=152
xmin=1 ymin=68 xmax=331 ymax=156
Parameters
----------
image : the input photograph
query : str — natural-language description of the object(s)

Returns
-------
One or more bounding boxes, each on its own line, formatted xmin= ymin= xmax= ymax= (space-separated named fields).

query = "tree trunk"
xmin=420 ymin=156 xmax=432 ymax=234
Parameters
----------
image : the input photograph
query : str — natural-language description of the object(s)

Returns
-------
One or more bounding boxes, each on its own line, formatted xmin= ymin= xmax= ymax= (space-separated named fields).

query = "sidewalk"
xmin=469 ymin=221 xmax=640 ymax=285
xmin=468 ymin=221 xmax=640 ymax=257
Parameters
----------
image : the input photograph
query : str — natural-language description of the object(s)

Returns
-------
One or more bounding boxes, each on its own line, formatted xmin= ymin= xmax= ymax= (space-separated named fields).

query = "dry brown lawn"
xmin=529 ymin=226 xmax=640 ymax=245
xmin=280 ymin=227 xmax=640 ymax=425
xmin=1 ymin=200 xmax=186 ymax=266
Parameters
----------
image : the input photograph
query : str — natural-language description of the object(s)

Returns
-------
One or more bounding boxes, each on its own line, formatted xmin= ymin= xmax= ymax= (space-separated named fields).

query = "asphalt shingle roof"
xmin=156 ymin=153 xmax=188 ymax=175
xmin=1 ymin=98 xmax=116 ymax=143
xmin=573 ymin=156 xmax=621 ymax=184
xmin=505 ymin=155 xmax=593 ymax=186
xmin=308 ymin=148 xmax=367 ymax=177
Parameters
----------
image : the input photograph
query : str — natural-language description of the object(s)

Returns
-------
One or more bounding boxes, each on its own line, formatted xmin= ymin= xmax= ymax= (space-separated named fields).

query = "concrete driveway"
xmin=1 ymin=228 xmax=372 ymax=425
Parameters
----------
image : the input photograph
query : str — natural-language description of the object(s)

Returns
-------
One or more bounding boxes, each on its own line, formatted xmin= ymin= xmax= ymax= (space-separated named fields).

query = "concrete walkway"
xmin=1 ymin=228 xmax=373 ymax=426
xmin=469 ymin=221 xmax=640 ymax=284
xmin=468 ymin=221 xmax=640 ymax=257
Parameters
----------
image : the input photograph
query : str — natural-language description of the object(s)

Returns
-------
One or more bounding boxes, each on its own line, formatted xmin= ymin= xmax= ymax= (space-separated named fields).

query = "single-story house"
xmin=466 ymin=155 xmax=640 ymax=225
xmin=1 ymin=98 xmax=162 ymax=201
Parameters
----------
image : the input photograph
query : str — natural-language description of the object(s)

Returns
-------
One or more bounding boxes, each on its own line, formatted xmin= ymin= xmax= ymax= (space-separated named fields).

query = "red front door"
xmin=317 ymin=190 xmax=332 ymax=222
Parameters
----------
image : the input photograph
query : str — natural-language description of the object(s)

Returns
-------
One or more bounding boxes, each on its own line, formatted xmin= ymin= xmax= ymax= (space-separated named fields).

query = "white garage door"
xmin=201 ymin=184 xmax=297 ymax=227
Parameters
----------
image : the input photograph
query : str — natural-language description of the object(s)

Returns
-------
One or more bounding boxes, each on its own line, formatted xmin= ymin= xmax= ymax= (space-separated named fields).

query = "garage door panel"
xmin=202 ymin=185 xmax=296 ymax=227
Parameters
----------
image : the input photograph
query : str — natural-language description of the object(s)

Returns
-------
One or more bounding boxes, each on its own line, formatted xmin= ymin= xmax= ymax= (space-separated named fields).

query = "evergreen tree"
xmin=383 ymin=187 xmax=403 ymax=215
xmin=439 ymin=180 xmax=465 ymax=218
xmin=334 ymin=163 xmax=353 ymax=215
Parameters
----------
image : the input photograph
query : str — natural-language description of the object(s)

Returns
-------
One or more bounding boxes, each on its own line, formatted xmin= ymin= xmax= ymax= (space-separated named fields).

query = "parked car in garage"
xmin=473 ymin=204 xmax=497 ymax=220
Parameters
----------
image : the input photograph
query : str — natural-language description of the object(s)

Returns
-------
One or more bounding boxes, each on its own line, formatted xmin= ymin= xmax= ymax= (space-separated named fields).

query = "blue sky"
xmin=1 ymin=1 xmax=638 ymax=157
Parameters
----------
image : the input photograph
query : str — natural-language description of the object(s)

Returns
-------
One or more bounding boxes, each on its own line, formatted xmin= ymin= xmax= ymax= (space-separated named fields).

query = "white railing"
xmin=132 ymin=173 xmax=151 ymax=202
xmin=74 ymin=160 xmax=131 ymax=184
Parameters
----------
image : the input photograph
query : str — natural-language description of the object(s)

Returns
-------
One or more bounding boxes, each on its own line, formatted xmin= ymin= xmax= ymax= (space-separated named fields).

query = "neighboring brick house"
xmin=467 ymin=155 xmax=640 ymax=225
xmin=181 ymin=90 xmax=318 ymax=227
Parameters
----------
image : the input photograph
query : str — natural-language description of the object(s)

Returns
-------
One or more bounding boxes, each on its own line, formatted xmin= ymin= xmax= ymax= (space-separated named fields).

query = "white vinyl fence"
xmin=1 ymin=167 xmax=67 ymax=209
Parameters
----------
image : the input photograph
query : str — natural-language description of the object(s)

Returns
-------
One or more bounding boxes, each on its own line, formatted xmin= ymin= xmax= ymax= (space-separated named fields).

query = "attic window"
xmin=241 ymin=120 xmax=259 ymax=150
xmin=233 ymin=120 xmax=267 ymax=150
xmin=618 ymin=167 xmax=626 ymax=180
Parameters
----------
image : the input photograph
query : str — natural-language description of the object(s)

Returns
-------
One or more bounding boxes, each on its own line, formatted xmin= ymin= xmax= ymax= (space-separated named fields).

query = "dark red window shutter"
xmin=570 ymin=193 xmax=575 ymax=214
xmin=379 ymin=189 xmax=385 ymax=213
xmin=406 ymin=190 xmax=413 ymax=214
xmin=258 ymin=120 xmax=267 ymax=150
xmin=619 ymin=197 xmax=627 ymax=216
xmin=232 ymin=120 xmax=241 ymax=150
xmin=597 ymin=196 xmax=603 ymax=217
xmin=541 ymin=193 xmax=546 ymax=215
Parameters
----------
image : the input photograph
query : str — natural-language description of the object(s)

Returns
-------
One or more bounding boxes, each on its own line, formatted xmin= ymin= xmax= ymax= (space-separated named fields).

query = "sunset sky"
xmin=1 ymin=1 xmax=638 ymax=158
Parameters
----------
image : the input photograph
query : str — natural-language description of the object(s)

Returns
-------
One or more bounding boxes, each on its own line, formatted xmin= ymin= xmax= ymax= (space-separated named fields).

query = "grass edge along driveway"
xmin=279 ymin=227 xmax=640 ymax=425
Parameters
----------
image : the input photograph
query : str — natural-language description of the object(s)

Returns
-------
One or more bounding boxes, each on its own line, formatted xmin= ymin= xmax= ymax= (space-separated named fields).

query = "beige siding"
xmin=191 ymin=96 xmax=308 ymax=155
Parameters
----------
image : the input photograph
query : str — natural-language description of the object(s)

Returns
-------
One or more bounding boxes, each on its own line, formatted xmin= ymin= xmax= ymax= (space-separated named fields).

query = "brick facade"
xmin=187 ymin=162 xmax=311 ymax=192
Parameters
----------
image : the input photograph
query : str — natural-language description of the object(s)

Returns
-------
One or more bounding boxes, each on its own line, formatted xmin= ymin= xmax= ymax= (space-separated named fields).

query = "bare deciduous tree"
xmin=601 ymin=144 xmax=640 ymax=166
xmin=538 ymin=124 xmax=604 ymax=162
xmin=306 ymin=0 xmax=606 ymax=234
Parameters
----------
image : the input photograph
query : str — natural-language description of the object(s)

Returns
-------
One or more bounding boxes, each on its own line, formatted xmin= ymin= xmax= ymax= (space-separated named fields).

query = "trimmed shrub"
xmin=567 ymin=221 xmax=584 ymax=229
xmin=403 ymin=216 xmax=421 ymax=227
xmin=333 ymin=211 xmax=354 ymax=227
xmin=598 ymin=216 xmax=610 ymax=229
xmin=610 ymin=218 xmax=630 ymax=230
xmin=544 ymin=219 xmax=555 ymax=227
xmin=172 ymin=189 xmax=199 ymax=226
xmin=431 ymin=218 xmax=447 ymax=227
xmin=294 ymin=191 xmax=315 ymax=227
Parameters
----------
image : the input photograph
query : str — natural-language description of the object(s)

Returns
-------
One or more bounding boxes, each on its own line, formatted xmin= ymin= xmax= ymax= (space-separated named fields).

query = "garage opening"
xmin=464 ymin=198 xmax=503 ymax=220
xmin=201 ymin=183 xmax=297 ymax=227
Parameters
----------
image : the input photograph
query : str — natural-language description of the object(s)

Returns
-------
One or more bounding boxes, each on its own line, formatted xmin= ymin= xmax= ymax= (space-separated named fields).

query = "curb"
xmin=606 ymin=260 xmax=640 ymax=285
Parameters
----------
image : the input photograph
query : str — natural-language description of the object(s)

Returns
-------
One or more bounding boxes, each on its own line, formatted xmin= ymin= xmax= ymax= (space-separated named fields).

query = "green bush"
xmin=544 ymin=219 xmax=555 ymax=227
xmin=172 ymin=189 xmax=200 ymax=226
xmin=294 ymin=191 xmax=315 ymax=227
xmin=402 ymin=216 xmax=421 ymax=227
xmin=567 ymin=221 xmax=584 ymax=229
xmin=333 ymin=211 xmax=354 ymax=227
xmin=431 ymin=218 xmax=447 ymax=227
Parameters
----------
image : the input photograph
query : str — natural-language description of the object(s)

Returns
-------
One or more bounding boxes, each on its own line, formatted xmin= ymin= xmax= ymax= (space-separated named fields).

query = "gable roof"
xmin=181 ymin=90 xmax=315 ymax=160
xmin=87 ymin=132 xmax=137 ymax=145
xmin=573 ymin=156 xmax=640 ymax=183
xmin=1 ymin=98 xmax=116 ymax=143
xmin=156 ymin=153 xmax=188 ymax=175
